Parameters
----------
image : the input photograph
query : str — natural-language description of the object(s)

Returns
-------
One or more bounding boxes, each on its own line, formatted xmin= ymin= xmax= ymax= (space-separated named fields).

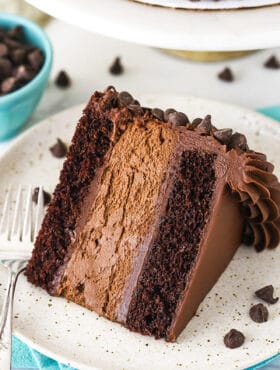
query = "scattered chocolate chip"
xmin=118 ymin=91 xmax=134 ymax=106
xmin=168 ymin=111 xmax=189 ymax=126
xmin=49 ymin=138 xmax=68 ymax=158
xmin=8 ymin=26 xmax=23 ymax=41
xmin=55 ymin=70 xmax=71 ymax=88
xmin=32 ymin=187 xmax=51 ymax=206
xmin=213 ymin=128 xmax=233 ymax=145
xmin=164 ymin=108 xmax=176 ymax=122
xmin=249 ymin=303 xmax=268 ymax=323
xmin=14 ymin=64 xmax=35 ymax=82
xmin=255 ymin=285 xmax=279 ymax=304
xmin=27 ymin=48 xmax=44 ymax=71
xmin=152 ymin=108 xmax=164 ymax=121
xmin=191 ymin=117 xmax=202 ymax=128
xmin=224 ymin=329 xmax=245 ymax=349
xmin=218 ymin=67 xmax=234 ymax=82
xmin=0 ymin=58 xmax=12 ymax=79
xmin=10 ymin=48 xmax=26 ymax=65
xmin=0 ymin=43 xmax=8 ymax=57
xmin=228 ymin=132 xmax=248 ymax=151
xmin=109 ymin=57 xmax=124 ymax=75
xmin=264 ymin=55 xmax=280 ymax=69
xmin=197 ymin=115 xmax=212 ymax=135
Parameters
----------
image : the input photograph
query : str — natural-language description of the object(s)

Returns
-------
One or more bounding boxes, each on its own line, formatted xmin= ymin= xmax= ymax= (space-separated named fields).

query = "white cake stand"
xmin=25 ymin=0 xmax=280 ymax=53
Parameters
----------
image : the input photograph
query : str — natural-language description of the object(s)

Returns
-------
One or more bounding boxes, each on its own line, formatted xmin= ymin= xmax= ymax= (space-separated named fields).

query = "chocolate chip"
xmin=49 ymin=139 xmax=68 ymax=158
xmin=4 ymin=37 xmax=22 ymax=50
xmin=164 ymin=108 xmax=176 ymax=122
xmin=32 ymin=187 xmax=51 ymax=206
xmin=197 ymin=115 xmax=212 ymax=135
xmin=213 ymin=128 xmax=233 ymax=145
xmin=8 ymin=26 xmax=23 ymax=41
xmin=228 ymin=132 xmax=248 ymax=151
xmin=191 ymin=118 xmax=202 ymax=128
xmin=118 ymin=91 xmax=134 ymax=106
xmin=0 ymin=43 xmax=8 ymax=57
xmin=27 ymin=48 xmax=44 ymax=71
xmin=106 ymin=85 xmax=116 ymax=92
xmin=0 ymin=58 xmax=12 ymax=79
xmin=218 ymin=67 xmax=234 ymax=82
xmin=224 ymin=329 xmax=245 ymax=349
xmin=168 ymin=111 xmax=189 ymax=126
xmin=128 ymin=104 xmax=143 ymax=115
xmin=14 ymin=64 xmax=35 ymax=82
xmin=152 ymin=108 xmax=164 ymax=121
xmin=10 ymin=48 xmax=27 ymax=65
xmin=264 ymin=55 xmax=280 ymax=69
xmin=109 ymin=57 xmax=124 ymax=75
xmin=55 ymin=70 xmax=71 ymax=88
xmin=249 ymin=303 xmax=268 ymax=323
xmin=1 ymin=77 xmax=21 ymax=94
xmin=255 ymin=285 xmax=279 ymax=304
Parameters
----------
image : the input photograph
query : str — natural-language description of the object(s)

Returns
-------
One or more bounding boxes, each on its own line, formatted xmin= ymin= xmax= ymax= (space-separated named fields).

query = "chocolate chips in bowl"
xmin=0 ymin=25 xmax=44 ymax=96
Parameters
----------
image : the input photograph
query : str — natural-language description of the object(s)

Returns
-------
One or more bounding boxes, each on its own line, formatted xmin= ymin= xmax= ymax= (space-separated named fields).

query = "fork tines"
xmin=0 ymin=186 xmax=45 ymax=244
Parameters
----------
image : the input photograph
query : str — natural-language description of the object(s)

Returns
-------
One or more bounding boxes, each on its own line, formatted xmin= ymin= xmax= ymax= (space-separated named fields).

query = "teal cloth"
xmin=11 ymin=105 xmax=280 ymax=370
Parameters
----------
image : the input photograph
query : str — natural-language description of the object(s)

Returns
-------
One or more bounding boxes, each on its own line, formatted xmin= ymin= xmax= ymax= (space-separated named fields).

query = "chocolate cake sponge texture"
xmin=26 ymin=87 xmax=280 ymax=342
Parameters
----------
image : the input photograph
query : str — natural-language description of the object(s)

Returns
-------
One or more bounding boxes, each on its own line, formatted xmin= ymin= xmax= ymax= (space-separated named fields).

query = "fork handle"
xmin=0 ymin=269 xmax=22 ymax=370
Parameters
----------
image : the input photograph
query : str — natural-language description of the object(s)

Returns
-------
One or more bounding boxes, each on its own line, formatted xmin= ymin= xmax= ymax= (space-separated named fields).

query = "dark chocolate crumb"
xmin=218 ymin=67 xmax=234 ymax=82
xmin=228 ymin=132 xmax=248 ymax=151
xmin=118 ymin=91 xmax=134 ymax=106
xmin=49 ymin=138 xmax=68 ymax=158
xmin=197 ymin=115 xmax=212 ymax=135
xmin=76 ymin=282 xmax=85 ymax=293
xmin=224 ymin=329 xmax=245 ymax=349
xmin=32 ymin=187 xmax=51 ymax=206
xmin=213 ymin=128 xmax=233 ymax=145
xmin=168 ymin=111 xmax=189 ymax=126
xmin=249 ymin=303 xmax=269 ymax=323
xmin=109 ymin=57 xmax=124 ymax=75
xmin=152 ymin=108 xmax=164 ymax=121
xmin=255 ymin=285 xmax=279 ymax=304
xmin=55 ymin=70 xmax=71 ymax=88
xmin=264 ymin=55 xmax=280 ymax=70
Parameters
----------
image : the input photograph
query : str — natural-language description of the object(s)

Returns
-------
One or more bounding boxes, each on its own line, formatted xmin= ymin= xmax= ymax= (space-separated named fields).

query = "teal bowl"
xmin=0 ymin=14 xmax=53 ymax=141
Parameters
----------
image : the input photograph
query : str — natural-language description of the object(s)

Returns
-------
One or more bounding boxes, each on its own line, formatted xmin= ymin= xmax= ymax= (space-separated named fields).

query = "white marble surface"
xmin=0 ymin=17 xmax=279 ymax=369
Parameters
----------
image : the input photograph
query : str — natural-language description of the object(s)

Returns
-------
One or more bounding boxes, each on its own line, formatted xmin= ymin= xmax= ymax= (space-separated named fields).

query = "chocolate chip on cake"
xmin=128 ymin=104 xmax=143 ymax=115
xmin=164 ymin=108 xmax=176 ymax=122
xmin=191 ymin=118 xmax=202 ymax=128
xmin=197 ymin=115 xmax=212 ymax=135
xmin=249 ymin=303 xmax=269 ymax=323
xmin=213 ymin=128 xmax=233 ymax=145
xmin=228 ymin=132 xmax=248 ymax=151
xmin=255 ymin=285 xmax=279 ymax=304
xmin=32 ymin=187 xmax=51 ymax=206
xmin=55 ymin=70 xmax=71 ymax=88
xmin=264 ymin=55 xmax=280 ymax=70
xmin=118 ymin=91 xmax=134 ymax=106
xmin=49 ymin=139 xmax=68 ymax=158
xmin=109 ymin=57 xmax=124 ymax=75
xmin=218 ymin=67 xmax=234 ymax=82
xmin=224 ymin=329 xmax=245 ymax=349
xmin=168 ymin=111 xmax=189 ymax=126
xmin=152 ymin=108 xmax=164 ymax=121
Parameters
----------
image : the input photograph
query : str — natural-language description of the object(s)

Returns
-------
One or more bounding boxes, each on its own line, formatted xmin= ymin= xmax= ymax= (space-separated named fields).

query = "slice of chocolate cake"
xmin=26 ymin=87 xmax=280 ymax=342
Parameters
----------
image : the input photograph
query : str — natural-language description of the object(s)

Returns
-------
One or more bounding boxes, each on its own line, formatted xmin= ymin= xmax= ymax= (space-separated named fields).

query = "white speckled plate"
xmin=26 ymin=0 xmax=280 ymax=51
xmin=135 ymin=0 xmax=280 ymax=10
xmin=0 ymin=95 xmax=279 ymax=370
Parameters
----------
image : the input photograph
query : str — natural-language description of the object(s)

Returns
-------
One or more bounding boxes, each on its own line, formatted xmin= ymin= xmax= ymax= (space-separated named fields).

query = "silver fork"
xmin=0 ymin=185 xmax=45 ymax=369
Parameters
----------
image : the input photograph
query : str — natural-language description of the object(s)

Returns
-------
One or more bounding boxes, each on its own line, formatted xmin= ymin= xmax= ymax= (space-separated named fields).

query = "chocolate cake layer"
xmin=26 ymin=87 xmax=280 ymax=342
